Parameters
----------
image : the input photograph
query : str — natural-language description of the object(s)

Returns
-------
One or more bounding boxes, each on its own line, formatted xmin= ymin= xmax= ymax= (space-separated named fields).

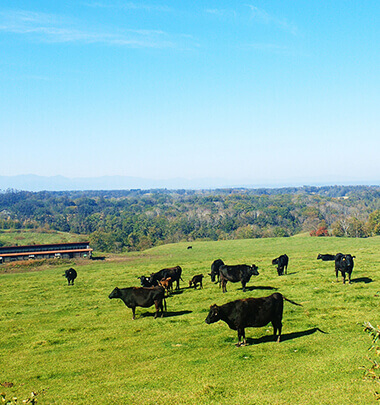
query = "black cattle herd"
xmin=63 ymin=251 xmax=356 ymax=346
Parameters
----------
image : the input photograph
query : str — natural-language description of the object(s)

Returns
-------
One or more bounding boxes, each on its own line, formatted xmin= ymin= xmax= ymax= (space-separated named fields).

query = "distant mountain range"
xmin=0 ymin=175 xmax=378 ymax=192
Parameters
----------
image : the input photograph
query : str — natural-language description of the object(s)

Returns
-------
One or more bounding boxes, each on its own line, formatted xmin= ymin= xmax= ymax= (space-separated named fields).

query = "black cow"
xmin=219 ymin=264 xmax=259 ymax=293
xmin=189 ymin=274 xmax=204 ymax=289
xmin=317 ymin=254 xmax=336 ymax=261
xmin=205 ymin=293 xmax=302 ymax=346
xmin=63 ymin=268 xmax=77 ymax=285
xmin=149 ymin=266 xmax=183 ymax=290
xmin=138 ymin=275 xmax=153 ymax=287
xmin=272 ymin=254 xmax=289 ymax=276
xmin=209 ymin=259 xmax=225 ymax=283
xmin=335 ymin=253 xmax=355 ymax=284
xmin=108 ymin=286 xmax=166 ymax=320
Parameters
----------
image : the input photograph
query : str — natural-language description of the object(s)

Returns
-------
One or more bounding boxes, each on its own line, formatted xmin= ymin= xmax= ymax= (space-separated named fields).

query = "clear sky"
xmin=0 ymin=1 xmax=379 ymax=187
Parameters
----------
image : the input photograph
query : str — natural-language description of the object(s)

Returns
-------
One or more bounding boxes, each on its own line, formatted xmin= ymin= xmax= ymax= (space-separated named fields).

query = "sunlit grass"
xmin=1 ymin=235 xmax=379 ymax=404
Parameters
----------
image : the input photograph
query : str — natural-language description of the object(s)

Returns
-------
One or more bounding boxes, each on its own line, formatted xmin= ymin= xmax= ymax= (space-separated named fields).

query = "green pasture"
xmin=0 ymin=229 xmax=88 ymax=247
xmin=1 ymin=235 xmax=380 ymax=404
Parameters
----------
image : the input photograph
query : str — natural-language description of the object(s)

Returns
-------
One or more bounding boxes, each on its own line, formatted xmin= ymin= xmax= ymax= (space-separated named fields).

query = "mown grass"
xmin=0 ymin=229 xmax=88 ymax=246
xmin=1 ymin=235 xmax=380 ymax=404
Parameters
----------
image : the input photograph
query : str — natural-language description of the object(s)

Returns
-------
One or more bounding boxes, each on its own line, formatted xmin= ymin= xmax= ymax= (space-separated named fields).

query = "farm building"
xmin=0 ymin=241 xmax=92 ymax=263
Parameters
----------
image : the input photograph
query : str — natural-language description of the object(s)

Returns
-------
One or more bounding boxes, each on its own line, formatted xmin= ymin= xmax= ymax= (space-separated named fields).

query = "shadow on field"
xmin=351 ymin=277 xmax=373 ymax=284
xmin=241 ymin=286 xmax=277 ymax=292
xmin=168 ymin=290 xmax=184 ymax=296
xmin=246 ymin=327 xmax=327 ymax=345
xmin=140 ymin=310 xmax=192 ymax=318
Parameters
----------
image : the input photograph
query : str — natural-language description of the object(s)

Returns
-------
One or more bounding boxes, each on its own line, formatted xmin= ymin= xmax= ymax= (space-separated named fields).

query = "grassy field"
xmin=1 ymin=235 xmax=380 ymax=404
xmin=0 ymin=229 xmax=89 ymax=247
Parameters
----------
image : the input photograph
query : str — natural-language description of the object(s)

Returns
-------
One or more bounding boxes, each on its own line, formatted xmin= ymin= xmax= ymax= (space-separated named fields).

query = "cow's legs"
xmin=237 ymin=328 xmax=246 ymax=346
xmin=222 ymin=279 xmax=227 ymax=293
xmin=273 ymin=320 xmax=282 ymax=342
xmin=154 ymin=301 xmax=159 ymax=318
xmin=241 ymin=281 xmax=246 ymax=292
xmin=155 ymin=300 xmax=164 ymax=318
xmin=131 ymin=307 xmax=136 ymax=320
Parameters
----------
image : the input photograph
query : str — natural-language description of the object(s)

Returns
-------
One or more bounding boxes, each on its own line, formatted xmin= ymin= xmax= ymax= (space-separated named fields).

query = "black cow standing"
xmin=209 ymin=259 xmax=224 ymax=283
xmin=205 ymin=293 xmax=302 ymax=346
xmin=108 ymin=286 xmax=166 ymax=320
xmin=272 ymin=254 xmax=289 ymax=276
xmin=335 ymin=253 xmax=355 ymax=284
xmin=219 ymin=264 xmax=259 ymax=293
xmin=149 ymin=266 xmax=183 ymax=290
xmin=317 ymin=254 xmax=336 ymax=261
xmin=64 ymin=268 xmax=77 ymax=285
xmin=189 ymin=274 xmax=204 ymax=289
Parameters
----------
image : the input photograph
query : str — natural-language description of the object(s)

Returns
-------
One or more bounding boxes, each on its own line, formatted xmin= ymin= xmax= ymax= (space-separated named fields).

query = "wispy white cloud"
xmin=246 ymin=4 xmax=298 ymax=35
xmin=0 ymin=10 xmax=187 ymax=48
xmin=204 ymin=8 xmax=237 ymax=18
xmin=245 ymin=43 xmax=288 ymax=52
xmin=84 ymin=2 xmax=172 ymax=13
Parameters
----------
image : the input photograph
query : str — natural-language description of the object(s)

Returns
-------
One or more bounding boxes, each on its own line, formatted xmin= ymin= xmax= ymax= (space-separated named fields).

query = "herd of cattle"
xmin=64 ymin=251 xmax=356 ymax=346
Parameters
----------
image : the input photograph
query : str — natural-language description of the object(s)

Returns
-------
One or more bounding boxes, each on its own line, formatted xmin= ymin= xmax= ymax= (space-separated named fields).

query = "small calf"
xmin=159 ymin=277 xmax=173 ymax=294
xmin=189 ymin=274 xmax=204 ymax=289
xmin=63 ymin=268 xmax=77 ymax=285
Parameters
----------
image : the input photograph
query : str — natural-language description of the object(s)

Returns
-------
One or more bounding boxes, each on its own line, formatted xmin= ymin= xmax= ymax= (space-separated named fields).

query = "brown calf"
xmin=159 ymin=277 xmax=173 ymax=295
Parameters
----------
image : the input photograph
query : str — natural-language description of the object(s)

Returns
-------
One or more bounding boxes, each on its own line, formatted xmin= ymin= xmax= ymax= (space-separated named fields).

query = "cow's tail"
xmin=284 ymin=297 xmax=302 ymax=306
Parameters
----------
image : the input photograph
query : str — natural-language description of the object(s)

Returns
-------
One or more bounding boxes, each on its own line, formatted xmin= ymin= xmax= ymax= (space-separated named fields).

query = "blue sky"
xmin=0 ymin=1 xmax=379 ymax=187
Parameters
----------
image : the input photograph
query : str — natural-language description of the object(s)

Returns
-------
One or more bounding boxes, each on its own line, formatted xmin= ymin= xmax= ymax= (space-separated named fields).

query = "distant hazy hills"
xmin=0 ymin=175 xmax=378 ymax=192
xmin=0 ymin=175 xmax=244 ymax=191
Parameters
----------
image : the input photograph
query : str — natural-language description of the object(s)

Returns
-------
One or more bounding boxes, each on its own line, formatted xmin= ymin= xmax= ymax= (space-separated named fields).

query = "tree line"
xmin=0 ymin=186 xmax=380 ymax=252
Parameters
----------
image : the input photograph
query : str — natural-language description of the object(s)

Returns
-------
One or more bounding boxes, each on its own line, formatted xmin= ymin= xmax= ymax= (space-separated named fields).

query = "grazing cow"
xmin=63 ymin=268 xmax=77 ymax=285
xmin=219 ymin=264 xmax=259 ymax=293
xmin=317 ymin=254 xmax=336 ymax=261
xmin=335 ymin=253 xmax=355 ymax=284
xmin=108 ymin=286 xmax=166 ymax=320
xmin=150 ymin=266 xmax=183 ymax=290
xmin=205 ymin=293 xmax=302 ymax=346
xmin=187 ymin=246 xmax=193 ymax=249
xmin=159 ymin=277 xmax=173 ymax=294
xmin=272 ymin=254 xmax=289 ymax=276
xmin=209 ymin=259 xmax=225 ymax=283
xmin=189 ymin=274 xmax=204 ymax=289
xmin=138 ymin=275 xmax=154 ymax=287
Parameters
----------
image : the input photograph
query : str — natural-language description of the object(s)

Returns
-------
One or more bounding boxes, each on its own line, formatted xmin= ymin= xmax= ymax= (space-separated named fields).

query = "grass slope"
xmin=1 ymin=236 xmax=379 ymax=404
xmin=0 ymin=229 xmax=88 ymax=247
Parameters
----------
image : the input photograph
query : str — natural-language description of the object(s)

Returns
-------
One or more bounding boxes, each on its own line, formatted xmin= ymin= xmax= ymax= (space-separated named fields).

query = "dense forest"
xmin=0 ymin=186 xmax=380 ymax=252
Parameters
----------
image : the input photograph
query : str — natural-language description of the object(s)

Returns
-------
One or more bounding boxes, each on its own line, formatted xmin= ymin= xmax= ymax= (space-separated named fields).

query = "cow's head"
xmin=250 ymin=265 xmax=259 ymax=276
xmin=108 ymin=287 xmax=121 ymax=299
xmin=272 ymin=258 xmax=279 ymax=265
xmin=205 ymin=304 xmax=221 ymax=324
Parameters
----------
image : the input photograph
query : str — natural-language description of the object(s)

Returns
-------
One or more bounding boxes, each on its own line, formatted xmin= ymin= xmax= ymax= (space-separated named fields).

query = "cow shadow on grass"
xmin=170 ymin=290 xmax=184 ymax=295
xmin=245 ymin=327 xmax=327 ymax=345
xmin=241 ymin=286 xmax=277 ymax=292
xmin=351 ymin=277 xmax=373 ymax=284
xmin=140 ymin=310 xmax=192 ymax=318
